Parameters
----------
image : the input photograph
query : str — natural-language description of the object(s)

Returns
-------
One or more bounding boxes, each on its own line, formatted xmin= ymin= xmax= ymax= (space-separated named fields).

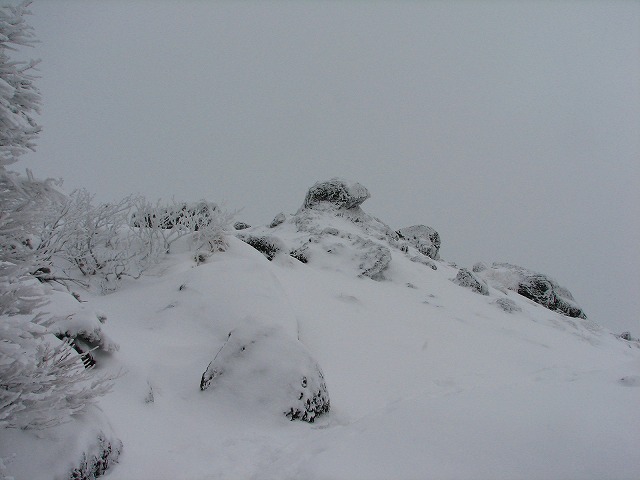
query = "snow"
xmin=3 ymin=215 xmax=640 ymax=479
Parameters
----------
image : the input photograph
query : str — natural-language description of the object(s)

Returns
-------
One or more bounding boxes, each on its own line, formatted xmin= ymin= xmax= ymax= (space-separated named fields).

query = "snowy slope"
xmin=2 ymin=182 xmax=639 ymax=480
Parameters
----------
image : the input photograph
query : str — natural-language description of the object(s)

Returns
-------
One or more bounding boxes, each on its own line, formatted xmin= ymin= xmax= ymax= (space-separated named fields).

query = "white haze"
xmin=22 ymin=1 xmax=640 ymax=334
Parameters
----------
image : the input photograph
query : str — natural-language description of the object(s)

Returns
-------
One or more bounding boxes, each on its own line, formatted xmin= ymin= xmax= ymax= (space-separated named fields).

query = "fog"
xmin=22 ymin=1 xmax=639 ymax=333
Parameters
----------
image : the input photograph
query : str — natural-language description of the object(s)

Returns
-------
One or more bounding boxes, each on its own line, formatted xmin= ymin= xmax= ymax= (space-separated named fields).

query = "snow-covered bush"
xmin=68 ymin=431 xmax=122 ymax=480
xmin=200 ymin=320 xmax=330 ymax=423
xmin=36 ymin=189 xmax=144 ymax=289
xmin=0 ymin=313 xmax=115 ymax=430
xmin=1 ymin=174 xmax=117 ymax=429
xmin=238 ymin=234 xmax=284 ymax=261
xmin=131 ymin=199 xmax=232 ymax=257
xmin=33 ymin=195 xmax=232 ymax=291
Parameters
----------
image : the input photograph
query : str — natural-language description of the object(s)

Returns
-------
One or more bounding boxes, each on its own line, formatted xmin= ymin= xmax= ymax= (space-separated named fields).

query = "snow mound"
xmin=0 ymin=406 xmax=121 ymax=480
xmin=200 ymin=319 xmax=330 ymax=423
xmin=476 ymin=263 xmax=587 ymax=318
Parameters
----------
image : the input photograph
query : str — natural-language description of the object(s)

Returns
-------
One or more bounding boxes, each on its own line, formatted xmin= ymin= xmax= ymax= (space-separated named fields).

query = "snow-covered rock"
xmin=452 ymin=268 xmax=489 ymax=295
xmin=233 ymin=221 xmax=251 ymax=230
xmin=269 ymin=212 xmax=286 ymax=228
xmin=200 ymin=320 xmax=330 ymax=423
xmin=397 ymin=225 xmax=441 ymax=260
xmin=236 ymin=179 xmax=437 ymax=281
xmin=475 ymin=263 xmax=587 ymax=318
xmin=302 ymin=178 xmax=370 ymax=210
xmin=38 ymin=290 xmax=119 ymax=366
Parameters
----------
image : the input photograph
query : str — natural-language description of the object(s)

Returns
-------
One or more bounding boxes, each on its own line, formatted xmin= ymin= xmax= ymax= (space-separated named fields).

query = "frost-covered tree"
xmin=0 ymin=4 xmax=116 ymax=431
xmin=0 ymin=173 xmax=115 ymax=430
xmin=0 ymin=1 xmax=41 ymax=167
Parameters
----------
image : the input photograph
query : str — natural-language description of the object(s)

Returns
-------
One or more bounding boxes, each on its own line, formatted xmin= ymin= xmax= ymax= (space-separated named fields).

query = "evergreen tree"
xmin=0 ymin=0 xmax=41 ymax=167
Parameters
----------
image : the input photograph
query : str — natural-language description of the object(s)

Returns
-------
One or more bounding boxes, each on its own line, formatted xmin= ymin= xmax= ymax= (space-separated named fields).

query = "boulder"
xmin=477 ymin=263 xmax=587 ymax=319
xmin=452 ymin=268 xmax=489 ymax=295
xmin=200 ymin=321 xmax=330 ymax=423
xmin=397 ymin=225 xmax=441 ymax=260
xmin=233 ymin=222 xmax=251 ymax=230
xmin=270 ymin=212 xmax=286 ymax=228
xmin=302 ymin=178 xmax=370 ymax=210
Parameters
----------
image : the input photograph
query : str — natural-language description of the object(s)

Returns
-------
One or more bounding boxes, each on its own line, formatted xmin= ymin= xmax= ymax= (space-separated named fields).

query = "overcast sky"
xmin=20 ymin=1 xmax=640 ymax=334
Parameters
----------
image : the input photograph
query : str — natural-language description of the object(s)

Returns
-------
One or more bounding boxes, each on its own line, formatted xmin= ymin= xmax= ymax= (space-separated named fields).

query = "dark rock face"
xmin=302 ymin=178 xmax=370 ymax=210
xmin=452 ymin=268 xmax=489 ymax=295
xmin=477 ymin=263 xmax=587 ymax=319
xmin=397 ymin=225 xmax=441 ymax=260
xmin=516 ymin=274 xmax=585 ymax=318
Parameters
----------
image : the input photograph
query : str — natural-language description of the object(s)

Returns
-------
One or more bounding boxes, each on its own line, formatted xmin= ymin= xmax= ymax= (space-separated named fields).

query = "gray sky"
xmin=22 ymin=1 xmax=640 ymax=334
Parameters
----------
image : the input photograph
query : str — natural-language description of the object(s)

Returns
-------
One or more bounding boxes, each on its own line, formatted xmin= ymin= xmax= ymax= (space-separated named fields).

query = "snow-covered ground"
xmin=2 ymin=187 xmax=639 ymax=480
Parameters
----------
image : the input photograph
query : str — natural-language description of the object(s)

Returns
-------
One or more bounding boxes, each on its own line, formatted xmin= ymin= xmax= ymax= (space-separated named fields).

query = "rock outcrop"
xmin=302 ymin=178 xmax=370 ymax=210
xmin=397 ymin=225 xmax=441 ymax=260
xmin=475 ymin=263 xmax=587 ymax=319
xmin=452 ymin=268 xmax=489 ymax=295
xmin=237 ymin=178 xmax=442 ymax=282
